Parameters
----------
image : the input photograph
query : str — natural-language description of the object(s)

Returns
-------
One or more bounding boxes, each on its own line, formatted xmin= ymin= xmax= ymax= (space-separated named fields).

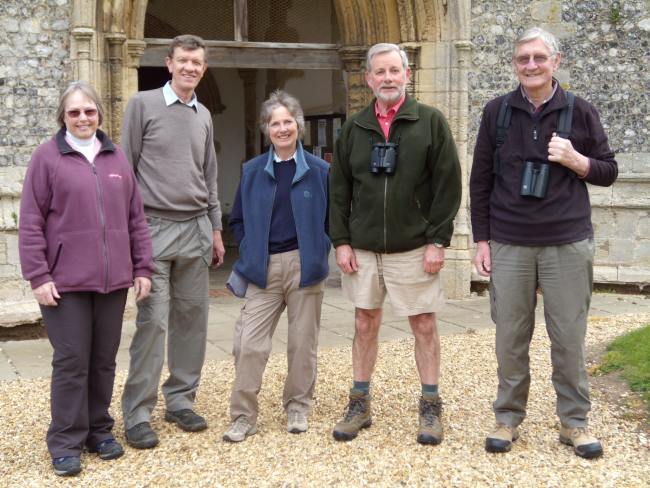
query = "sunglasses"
xmin=513 ymin=55 xmax=553 ymax=66
xmin=66 ymin=108 xmax=98 ymax=118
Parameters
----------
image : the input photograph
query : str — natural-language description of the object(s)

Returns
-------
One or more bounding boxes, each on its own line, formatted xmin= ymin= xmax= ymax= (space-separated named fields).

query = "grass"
xmin=598 ymin=324 xmax=650 ymax=404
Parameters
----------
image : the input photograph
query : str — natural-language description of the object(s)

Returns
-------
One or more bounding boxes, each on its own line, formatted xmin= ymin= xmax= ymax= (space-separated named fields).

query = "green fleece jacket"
xmin=330 ymin=95 xmax=461 ymax=253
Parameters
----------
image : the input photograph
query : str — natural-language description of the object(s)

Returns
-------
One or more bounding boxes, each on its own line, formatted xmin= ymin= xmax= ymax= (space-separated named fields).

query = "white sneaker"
xmin=222 ymin=416 xmax=257 ymax=442
xmin=287 ymin=410 xmax=308 ymax=434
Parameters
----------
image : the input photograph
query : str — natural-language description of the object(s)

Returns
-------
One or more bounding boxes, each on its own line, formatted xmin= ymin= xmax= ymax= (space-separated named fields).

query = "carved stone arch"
xmin=70 ymin=0 xmax=472 ymax=297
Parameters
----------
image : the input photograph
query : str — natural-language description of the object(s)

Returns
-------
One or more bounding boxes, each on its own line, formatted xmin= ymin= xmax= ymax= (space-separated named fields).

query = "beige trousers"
xmin=229 ymin=250 xmax=325 ymax=424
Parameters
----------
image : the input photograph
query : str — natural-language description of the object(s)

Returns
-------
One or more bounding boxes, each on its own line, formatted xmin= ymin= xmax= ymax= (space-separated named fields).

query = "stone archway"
xmin=69 ymin=0 xmax=473 ymax=297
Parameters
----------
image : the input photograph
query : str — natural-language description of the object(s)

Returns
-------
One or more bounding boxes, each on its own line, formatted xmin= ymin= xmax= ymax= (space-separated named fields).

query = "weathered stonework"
xmin=0 ymin=0 xmax=72 ymax=168
xmin=468 ymin=1 xmax=649 ymax=155
xmin=0 ymin=0 xmax=648 ymax=325
xmin=0 ymin=1 xmax=72 ymax=324
xmin=468 ymin=0 xmax=650 ymax=289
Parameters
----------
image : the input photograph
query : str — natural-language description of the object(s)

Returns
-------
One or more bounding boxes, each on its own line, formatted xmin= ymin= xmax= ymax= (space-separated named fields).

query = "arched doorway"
xmin=70 ymin=0 xmax=473 ymax=297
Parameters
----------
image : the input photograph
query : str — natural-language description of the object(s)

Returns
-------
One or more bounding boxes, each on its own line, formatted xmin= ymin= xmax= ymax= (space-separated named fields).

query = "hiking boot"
xmin=485 ymin=423 xmax=519 ymax=453
xmin=52 ymin=456 xmax=81 ymax=476
xmin=165 ymin=409 xmax=208 ymax=432
xmin=125 ymin=422 xmax=159 ymax=449
xmin=223 ymin=416 xmax=257 ymax=442
xmin=88 ymin=438 xmax=124 ymax=460
xmin=287 ymin=410 xmax=308 ymax=434
xmin=417 ymin=394 xmax=443 ymax=445
xmin=559 ymin=425 xmax=603 ymax=459
xmin=332 ymin=391 xmax=372 ymax=441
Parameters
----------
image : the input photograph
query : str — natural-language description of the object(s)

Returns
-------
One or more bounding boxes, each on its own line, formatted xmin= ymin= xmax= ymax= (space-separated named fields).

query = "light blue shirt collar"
xmin=162 ymin=81 xmax=198 ymax=110
xmin=273 ymin=150 xmax=297 ymax=163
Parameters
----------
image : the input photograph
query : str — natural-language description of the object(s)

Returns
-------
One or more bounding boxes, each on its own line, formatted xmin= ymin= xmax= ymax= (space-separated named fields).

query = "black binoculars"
xmin=520 ymin=161 xmax=549 ymax=199
xmin=370 ymin=142 xmax=398 ymax=174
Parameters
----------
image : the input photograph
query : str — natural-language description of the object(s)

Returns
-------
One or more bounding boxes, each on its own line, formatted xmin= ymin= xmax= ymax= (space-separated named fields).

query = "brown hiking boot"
xmin=417 ymin=394 xmax=443 ymax=445
xmin=485 ymin=423 xmax=519 ymax=453
xmin=559 ymin=425 xmax=603 ymax=459
xmin=332 ymin=391 xmax=372 ymax=441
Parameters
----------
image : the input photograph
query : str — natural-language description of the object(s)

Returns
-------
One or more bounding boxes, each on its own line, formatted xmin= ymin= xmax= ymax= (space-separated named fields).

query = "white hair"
xmin=366 ymin=43 xmax=409 ymax=72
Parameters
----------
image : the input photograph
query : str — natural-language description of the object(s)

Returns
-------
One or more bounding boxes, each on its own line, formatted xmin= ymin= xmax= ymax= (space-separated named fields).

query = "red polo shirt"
xmin=375 ymin=95 xmax=405 ymax=140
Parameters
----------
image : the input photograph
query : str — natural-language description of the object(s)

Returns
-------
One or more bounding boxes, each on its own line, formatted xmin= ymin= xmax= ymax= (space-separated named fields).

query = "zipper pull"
xmin=532 ymin=125 xmax=538 ymax=141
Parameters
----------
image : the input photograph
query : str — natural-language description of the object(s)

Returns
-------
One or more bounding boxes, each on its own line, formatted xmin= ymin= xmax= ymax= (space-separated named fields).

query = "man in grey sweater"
xmin=120 ymin=34 xmax=225 ymax=449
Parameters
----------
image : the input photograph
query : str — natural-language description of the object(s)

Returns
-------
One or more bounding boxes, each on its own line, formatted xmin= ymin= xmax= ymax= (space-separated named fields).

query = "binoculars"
xmin=370 ymin=142 xmax=398 ymax=174
xmin=520 ymin=161 xmax=549 ymax=199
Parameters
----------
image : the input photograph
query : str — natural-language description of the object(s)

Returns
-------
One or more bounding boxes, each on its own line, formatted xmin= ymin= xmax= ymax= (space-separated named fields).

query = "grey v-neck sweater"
xmin=121 ymin=88 xmax=222 ymax=230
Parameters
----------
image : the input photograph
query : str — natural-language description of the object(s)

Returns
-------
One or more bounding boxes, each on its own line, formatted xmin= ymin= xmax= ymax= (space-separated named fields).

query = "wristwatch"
xmin=433 ymin=242 xmax=445 ymax=248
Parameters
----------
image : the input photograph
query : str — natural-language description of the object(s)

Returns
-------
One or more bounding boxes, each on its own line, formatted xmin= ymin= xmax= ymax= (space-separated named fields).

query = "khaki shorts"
xmin=341 ymin=246 xmax=445 ymax=316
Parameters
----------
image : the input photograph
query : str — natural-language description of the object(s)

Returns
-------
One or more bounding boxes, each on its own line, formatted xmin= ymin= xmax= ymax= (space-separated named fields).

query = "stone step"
xmin=0 ymin=299 xmax=41 ymax=328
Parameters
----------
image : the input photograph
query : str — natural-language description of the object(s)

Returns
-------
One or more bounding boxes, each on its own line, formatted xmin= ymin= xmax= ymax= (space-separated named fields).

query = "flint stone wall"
xmin=468 ymin=0 xmax=650 ymax=287
xmin=0 ymin=0 xmax=648 ymax=327
xmin=0 ymin=0 xmax=72 ymax=324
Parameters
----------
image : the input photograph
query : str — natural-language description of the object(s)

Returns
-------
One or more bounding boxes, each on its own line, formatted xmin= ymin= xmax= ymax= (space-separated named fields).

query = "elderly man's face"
xmin=365 ymin=50 xmax=411 ymax=105
xmin=512 ymin=38 xmax=560 ymax=94
xmin=165 ymin=47 xmax=208 ymax=96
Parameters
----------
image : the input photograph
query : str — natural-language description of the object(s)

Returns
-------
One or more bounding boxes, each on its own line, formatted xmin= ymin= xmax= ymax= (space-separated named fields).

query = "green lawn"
xmin=598 ymin=324 xmax=650 ymax=405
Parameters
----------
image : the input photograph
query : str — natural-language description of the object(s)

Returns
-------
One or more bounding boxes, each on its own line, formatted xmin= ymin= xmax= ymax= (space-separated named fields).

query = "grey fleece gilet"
xmin=121 ymin=88 xmax=222 ymax=229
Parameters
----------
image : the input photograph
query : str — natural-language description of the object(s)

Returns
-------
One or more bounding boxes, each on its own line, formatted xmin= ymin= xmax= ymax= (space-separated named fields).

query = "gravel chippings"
xmin=1 ymin=313 xmax=649 ymax=487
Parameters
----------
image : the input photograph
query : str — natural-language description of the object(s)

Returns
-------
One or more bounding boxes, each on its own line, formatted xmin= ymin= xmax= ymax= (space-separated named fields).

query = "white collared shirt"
xmin=162 ymin=81 xmax=199 ymax=110
xmin=273 ymin=150 xmax=297 ymax=163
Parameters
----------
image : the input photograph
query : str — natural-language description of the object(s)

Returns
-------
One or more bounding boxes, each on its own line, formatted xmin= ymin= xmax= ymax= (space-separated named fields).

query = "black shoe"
xmin=125 ymin=422 xmax=159 ymax=449
xmin=88 ymin=438 xmax=124 ymax=460
xmin=165 ymin=409 xmax=208 ymax=432
xmin=52 ymin=456 xmax=81 ymax=476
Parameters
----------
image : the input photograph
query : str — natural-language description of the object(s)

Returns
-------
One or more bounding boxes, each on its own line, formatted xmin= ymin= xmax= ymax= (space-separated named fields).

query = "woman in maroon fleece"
xmin=18 ymin=81 xmax=154 ymax=476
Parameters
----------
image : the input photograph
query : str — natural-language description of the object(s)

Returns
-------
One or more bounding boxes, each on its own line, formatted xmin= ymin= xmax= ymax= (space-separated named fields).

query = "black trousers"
xmin=41 ymin=289 xmax=127 ymax=458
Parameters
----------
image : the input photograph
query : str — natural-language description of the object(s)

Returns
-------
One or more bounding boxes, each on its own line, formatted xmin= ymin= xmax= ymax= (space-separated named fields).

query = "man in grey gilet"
xmin=120 ymin=34 xmax=225 ymax=449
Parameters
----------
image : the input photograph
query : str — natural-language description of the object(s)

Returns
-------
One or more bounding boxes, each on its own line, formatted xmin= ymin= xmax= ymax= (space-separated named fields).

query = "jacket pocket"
xmin=414 ymin=195 xmax=430 ymax=225
xmin=107 ymin=229 xmax=133 ymax=286
xmin=48 ymin=242 xmax=63 ymax=275
xmin=53 ymin=231 xmax=103 ymax=289
xmin=196 ymin=215 xmax=213 ymax=266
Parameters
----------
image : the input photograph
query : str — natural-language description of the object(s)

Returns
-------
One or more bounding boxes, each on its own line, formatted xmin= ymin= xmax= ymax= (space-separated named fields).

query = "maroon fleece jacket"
xmin=19 ymin=129 xmax=153 ymax=293
xmin=470 ymin=85 xmax=617 ymax=246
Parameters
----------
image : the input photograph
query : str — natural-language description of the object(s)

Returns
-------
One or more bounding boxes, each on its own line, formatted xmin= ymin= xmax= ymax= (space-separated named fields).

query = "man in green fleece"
xmin=120 ymin=34 xmax=225 ymax=449
xmin=330 ymin=43 xmax=461 ymax=445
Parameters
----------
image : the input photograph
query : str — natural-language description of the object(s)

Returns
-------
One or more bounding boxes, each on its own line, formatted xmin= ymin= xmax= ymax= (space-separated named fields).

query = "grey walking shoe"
xmin=332 ymin=390 xmax=372 ymax=441
xmin=416 ymin=394 xmax=443 ymax=445
xmin=222 ymin=416 xmax=257 ymax=443
xmin=287 ymin=410 xmax=308 ymax=434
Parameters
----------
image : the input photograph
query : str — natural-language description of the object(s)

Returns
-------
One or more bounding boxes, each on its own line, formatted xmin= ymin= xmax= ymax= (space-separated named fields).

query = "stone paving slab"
xmin=0 ymin=348 xmax=18 ymax=380
xmin=0 ymin=282 xmax=646 ymax=381
xmin=0 ymin=339 xmax=53 ymax=379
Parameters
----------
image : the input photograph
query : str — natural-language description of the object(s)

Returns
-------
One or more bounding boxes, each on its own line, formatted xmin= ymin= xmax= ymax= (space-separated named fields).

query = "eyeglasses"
xmin=514 ymin=54 xmax=553 ymax=66
xmin=65 ymin=108 xmax=98 ymax=118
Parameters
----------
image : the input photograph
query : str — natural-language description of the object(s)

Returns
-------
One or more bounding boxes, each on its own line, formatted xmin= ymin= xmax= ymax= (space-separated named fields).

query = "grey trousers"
xmin=230 ymin=250 xmax=325 ymax=424
xmin=489 ymin=239 xmax=594 ymax=428
xmin=122 ymin=215 xmax=212 ymax=429
xmin=42 ymin=289 xmax=127 ymax=458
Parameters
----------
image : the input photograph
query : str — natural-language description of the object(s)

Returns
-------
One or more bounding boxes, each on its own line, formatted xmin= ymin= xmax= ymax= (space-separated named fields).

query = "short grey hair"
xmin=366 ymin=43 xmax=409 ymax=72
xmin=56 ymin=81 xmax=104 ymax=128
xmin=514 ymin=27 xmax=560 ymax=57
xmin=259 ymin=90 xmax=305 ymax=139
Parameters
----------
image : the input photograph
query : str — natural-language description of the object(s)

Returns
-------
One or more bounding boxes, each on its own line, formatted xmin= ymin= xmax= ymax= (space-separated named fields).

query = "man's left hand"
xmin=212 ymin=230 xmax=226 ymax=267
xmin=547 ymin=133 xmax=590 ymax=177
xmin=134 ymin=276 xmax=152 ymax=302
xmin=423 ymin=244 xmax=444 ymax=274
